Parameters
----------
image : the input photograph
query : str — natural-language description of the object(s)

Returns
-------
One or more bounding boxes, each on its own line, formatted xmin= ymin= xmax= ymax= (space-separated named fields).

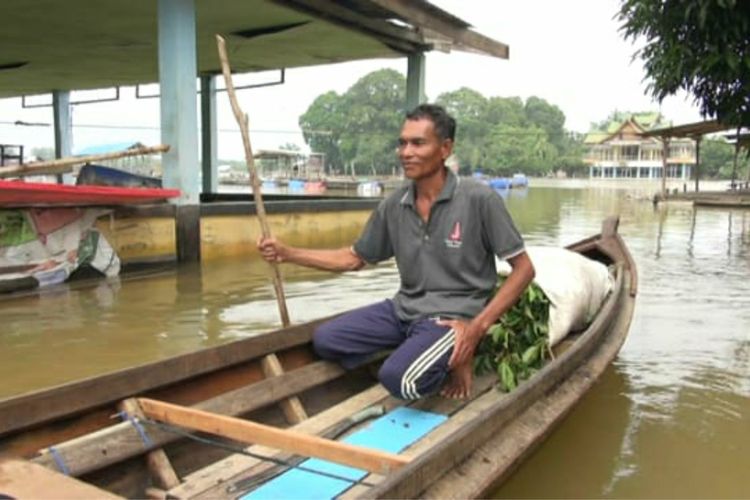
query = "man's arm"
xmin=257 ymin=236 xmax=366 ymax=272
xmin=461 ymin=250 xmax=535 ymax=356
xmin=439 ymin=251 xmax=535 ymax=399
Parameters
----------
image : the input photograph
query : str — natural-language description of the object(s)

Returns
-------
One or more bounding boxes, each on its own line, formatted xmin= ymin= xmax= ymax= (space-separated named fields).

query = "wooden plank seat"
xmin=0 ymin=459 xmax=120 ymax=499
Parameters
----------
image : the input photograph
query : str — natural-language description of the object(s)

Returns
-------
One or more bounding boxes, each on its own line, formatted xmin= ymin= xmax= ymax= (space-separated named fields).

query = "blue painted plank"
xmin=241 ymin=406 xmax=447 ymax=500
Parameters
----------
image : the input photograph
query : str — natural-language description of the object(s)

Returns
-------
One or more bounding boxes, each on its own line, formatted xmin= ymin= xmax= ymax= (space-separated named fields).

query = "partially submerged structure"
xmin=0 ymin=0 xmax=510 ymax=263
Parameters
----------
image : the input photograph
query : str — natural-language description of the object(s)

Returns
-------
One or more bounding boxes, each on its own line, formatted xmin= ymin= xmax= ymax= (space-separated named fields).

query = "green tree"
xmin=618 ymin=0 xmax=750 ymax=126
xmin=299 ymin=69 xmax=405 ymax=176
xmin=700 ymin=137 xmax=750 ymax=178
xmin=340 ymin=69 xmax=405 ymax=175
xmin=436 ymin=87 xmax=490 ymax=171
xmin=301 ymin=69 xmax=578 ymax=177
xmin=524 ymin=96 xmax=566 ymax=153
xmin=486 ymin=96 xmax=526 ymax=128
xmin=299 ymin=91 xmax=346 ymax=174
xmin=555 ymin=134 xmax=588 ymax=177
xmin=485 ymin=124 xmax=556 ymax=176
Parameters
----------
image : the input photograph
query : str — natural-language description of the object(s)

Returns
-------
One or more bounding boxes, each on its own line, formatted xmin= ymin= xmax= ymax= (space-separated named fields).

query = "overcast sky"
xmin=0 ymin=0 xmax=704 ymax=159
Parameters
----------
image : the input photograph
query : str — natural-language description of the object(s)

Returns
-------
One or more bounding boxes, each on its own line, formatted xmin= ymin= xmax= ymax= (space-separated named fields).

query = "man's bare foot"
xmin=440 ymin=362 xmax=473 ymax=399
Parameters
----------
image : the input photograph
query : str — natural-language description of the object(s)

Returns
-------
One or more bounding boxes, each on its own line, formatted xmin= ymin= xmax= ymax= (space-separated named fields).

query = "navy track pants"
xmin=312 ymin=299 xmax=455 ymax=400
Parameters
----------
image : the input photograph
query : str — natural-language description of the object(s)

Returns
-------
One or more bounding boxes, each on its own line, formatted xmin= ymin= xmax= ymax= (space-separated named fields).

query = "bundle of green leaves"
xmin=474 ymin=278 xmax=551 ymax=392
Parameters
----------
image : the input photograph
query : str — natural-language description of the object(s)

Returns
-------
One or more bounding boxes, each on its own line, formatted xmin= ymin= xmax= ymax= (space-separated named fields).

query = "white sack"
xmin=497 ymin=246 xmax=613 ymax=346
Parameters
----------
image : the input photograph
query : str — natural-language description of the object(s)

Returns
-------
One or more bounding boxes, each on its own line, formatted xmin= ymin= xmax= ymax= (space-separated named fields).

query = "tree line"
xmin=298 ymin=68 xmax=747 ymax=180
xmin=298 ymin=69 xmax=585 ymax=178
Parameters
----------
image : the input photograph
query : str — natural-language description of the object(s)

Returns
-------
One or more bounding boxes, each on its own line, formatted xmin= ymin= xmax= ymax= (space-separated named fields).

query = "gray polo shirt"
xmin=353 ymin=169 xmax=525 ymax=321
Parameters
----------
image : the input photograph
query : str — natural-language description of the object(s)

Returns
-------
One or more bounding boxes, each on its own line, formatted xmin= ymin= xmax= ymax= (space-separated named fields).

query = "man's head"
xmin=398 ymin=104 xmax=456 ymax=181
xmin=405 ymin=104 xmax=456 ymax=142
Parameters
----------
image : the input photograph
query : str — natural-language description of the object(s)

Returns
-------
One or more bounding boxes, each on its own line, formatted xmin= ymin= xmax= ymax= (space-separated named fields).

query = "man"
xmin=258 ymin=104 xmax=534 ymax=399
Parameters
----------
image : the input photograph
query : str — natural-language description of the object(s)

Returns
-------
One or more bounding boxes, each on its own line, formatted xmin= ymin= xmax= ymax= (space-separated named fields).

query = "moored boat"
xmin=356 ymin=180 xmax=384 ymax=196
xmin=488 ymin=177 xmax=510 ymax=190
xmin=511 ymin=172 xmax=529 ymax=187
xmin=304 ymin=180 xmax=327 ymax=194
xmin=0 ymin=216 xmax=637 ymax=499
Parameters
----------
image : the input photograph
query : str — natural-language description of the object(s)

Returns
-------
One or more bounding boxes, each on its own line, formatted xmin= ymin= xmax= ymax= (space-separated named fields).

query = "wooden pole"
xmin=136 ymin=398 xmax=409 ymax=475
xmin=215 ymin=34 xmax=306 ymax=423
xmin=0 ymin=144 xmax=170 ymax=178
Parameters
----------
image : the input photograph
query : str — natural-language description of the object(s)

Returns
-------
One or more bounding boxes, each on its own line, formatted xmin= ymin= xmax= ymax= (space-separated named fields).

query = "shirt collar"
xmin=400 ymin=167 xmax=459 ymax=207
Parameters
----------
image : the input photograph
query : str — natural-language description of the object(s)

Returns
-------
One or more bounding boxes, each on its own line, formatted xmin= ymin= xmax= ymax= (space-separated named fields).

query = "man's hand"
xmin=257 ymin=236 xmax=288 ymax=263
xmin=437 ymin=318 xmax=484 ymax=369
xmin=436 ymin=318 xmax=485 ymax=399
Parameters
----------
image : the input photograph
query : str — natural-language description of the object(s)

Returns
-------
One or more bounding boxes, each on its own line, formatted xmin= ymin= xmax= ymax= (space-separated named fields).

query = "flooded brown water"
xmin=1 ymin=180 xmax=748 ymax=497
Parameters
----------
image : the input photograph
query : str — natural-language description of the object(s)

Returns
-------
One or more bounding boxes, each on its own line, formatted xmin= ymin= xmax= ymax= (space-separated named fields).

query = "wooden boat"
xmin=0 ymin=216 xmax=637 ymax=499
xmin=0 ymin=179 xmax=180 ymax=207
xmin=663 ymin=190 xmax=750 ymax=208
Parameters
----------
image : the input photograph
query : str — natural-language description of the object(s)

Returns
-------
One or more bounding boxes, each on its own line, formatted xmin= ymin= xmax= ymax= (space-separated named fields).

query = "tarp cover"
xmin=0 ymin=208 xmax=120 ymax=293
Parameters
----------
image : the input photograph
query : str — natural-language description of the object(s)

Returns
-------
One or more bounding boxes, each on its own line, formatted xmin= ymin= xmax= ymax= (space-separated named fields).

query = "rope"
xmin=48 ymin=446 xmax=70 ymax=476
xmin=115 ymin=410 xmax=154 ymax=448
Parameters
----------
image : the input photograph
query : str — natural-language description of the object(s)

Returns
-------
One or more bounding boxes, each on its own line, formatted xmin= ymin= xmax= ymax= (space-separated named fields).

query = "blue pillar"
xmin=200 ymin=74 xmax=218 ymax=194
xmin=158 ymin=0 xmax=200 ymax=261
xmin=53 ymin=90 xmax=74 ymax=184
xmin=406 ymin=53 xmax=426 ymax=110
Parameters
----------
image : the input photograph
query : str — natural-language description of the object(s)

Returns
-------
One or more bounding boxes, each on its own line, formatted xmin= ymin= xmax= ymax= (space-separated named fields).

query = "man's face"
xmin=397 ymin=118 xmax=453 ymax=180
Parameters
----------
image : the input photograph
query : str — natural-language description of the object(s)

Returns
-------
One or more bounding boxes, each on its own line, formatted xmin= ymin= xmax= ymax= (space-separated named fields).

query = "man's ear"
xmin=442 ymin=139 xmax=454 ymax=159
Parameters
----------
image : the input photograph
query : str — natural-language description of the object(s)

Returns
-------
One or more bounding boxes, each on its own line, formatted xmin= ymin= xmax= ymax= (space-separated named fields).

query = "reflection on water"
xmin=1 ymin=181 xmax=749 ymax=497
xmin=495 ymin=189 xmax=750 ymax=499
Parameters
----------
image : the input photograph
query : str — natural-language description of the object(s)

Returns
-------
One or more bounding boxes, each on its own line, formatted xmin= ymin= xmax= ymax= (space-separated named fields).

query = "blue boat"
xmin=76 ymin=164 xmax=162 ymax=189
xmin=488 ymin=177 xmax=510 ymax=190
xmin=287 ymin=179 xmax=305 ymax=192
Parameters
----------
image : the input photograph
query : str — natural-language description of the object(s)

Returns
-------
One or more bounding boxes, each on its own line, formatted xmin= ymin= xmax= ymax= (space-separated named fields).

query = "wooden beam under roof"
xmin=640 ymin=119 xmax=733 ymax=139
xmin=367 ymin=0 xmax=510 ymax=59
xmin=272 ymin=0 xmax=431 ymax=54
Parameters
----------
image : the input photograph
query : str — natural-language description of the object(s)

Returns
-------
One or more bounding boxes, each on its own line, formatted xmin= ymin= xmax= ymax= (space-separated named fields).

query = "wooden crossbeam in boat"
xmin=118 ymin=398 xmax=180 ymax=490
xmin=260 ymin=354 xmax=308 ymax=423
xmin=136 ymin=398 xmax=410 ymax=475
xmin=31 ymin=360 xmax=344 ymax=478
xmin=170 ymin=384 xmax=391 ymax=499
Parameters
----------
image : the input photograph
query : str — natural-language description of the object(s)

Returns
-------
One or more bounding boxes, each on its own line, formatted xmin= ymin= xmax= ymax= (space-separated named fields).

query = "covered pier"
xmin=640 ymin=119 xmax=742 ymax=196
xmin=0 ymin=0 xmax=509 ymax=262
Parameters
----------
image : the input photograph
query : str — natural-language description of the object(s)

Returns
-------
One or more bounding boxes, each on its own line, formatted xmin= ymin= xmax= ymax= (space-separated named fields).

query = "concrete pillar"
xmin=53 ymin=90 xmax=74 ymax=184
xmin=661 ymin=138 xmax=669 ymax=197
xmin=694 ymin=136 xmax=701 ymax=192
xmin=200 ymin=74 xmax=218 ymax=194
xmin=406 ymin=53 xmax=426 ymax=110
xmin=158 ymin=0 xmax=200 ymax=262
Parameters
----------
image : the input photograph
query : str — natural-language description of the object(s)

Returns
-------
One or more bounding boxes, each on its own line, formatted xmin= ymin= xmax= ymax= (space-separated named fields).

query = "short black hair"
xmin=405 ymin=104 xmax=456 ymax=142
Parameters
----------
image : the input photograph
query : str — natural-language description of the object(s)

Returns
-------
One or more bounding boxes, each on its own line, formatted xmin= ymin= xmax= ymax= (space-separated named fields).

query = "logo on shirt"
xmin=445 ymin=221 xmax=462 ymax=249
